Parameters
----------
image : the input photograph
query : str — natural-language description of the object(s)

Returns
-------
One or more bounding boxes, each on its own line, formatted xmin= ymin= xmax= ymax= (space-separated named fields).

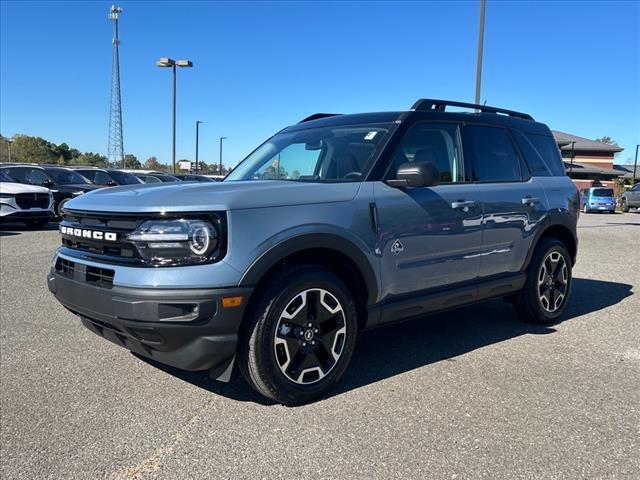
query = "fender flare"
xmin=239 ymin=233 xmax=379 ymax=305
xmin=522 ymin=209 xmax=578 ymax=271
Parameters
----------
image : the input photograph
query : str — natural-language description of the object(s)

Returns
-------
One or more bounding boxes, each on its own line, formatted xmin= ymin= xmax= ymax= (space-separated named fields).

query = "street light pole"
xmin=219 ymin=136 xmax=227 ymax=175
xmin=634 ymin=144 xmax=639 ymax=183
xmin=569 ymin=141 xmax=576 ymax=175
xmin=474 ymin=0 xmax=486 ymax=105
xmin=6 ymin=138 xmax=12 ymax=163
xmin=156 ymin=57 xmax=193 ymax=174
xmin=195 ymin=121 xmax=202 ymax=174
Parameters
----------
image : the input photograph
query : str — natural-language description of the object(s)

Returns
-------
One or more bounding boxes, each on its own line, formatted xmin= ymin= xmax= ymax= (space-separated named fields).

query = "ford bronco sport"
xmin=48 ymin=99 xmax=579 ymax=405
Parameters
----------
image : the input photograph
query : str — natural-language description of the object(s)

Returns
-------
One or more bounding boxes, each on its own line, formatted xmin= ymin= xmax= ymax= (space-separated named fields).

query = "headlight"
xmin=127 ymin=219 xmax=218 ymax=265
xmin=72 ymin=191 xmax=84 ymax=197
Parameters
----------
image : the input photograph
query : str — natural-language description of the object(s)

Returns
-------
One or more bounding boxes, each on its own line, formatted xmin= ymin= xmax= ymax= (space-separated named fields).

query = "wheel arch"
xmin=239 ymin=233 xmax=378 ymax=329
xmin=524 ymin=215 xmax=578 ymax=270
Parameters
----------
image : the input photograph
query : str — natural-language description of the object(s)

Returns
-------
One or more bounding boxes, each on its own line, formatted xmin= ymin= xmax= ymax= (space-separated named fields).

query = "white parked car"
xmin=0 ymin=170 xmax=54 ymax=228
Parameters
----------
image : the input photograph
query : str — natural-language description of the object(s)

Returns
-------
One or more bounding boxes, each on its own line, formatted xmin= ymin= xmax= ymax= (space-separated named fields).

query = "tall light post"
xmin=474 ymin=0 xmax=486 ymax=105
xmin=156 ymin=57 xmax=193 ymax=173
xmin=6 ymin=137 xmax=13 ymax=163
xmin=634 ymin=144 xmax=639 ymax=183
xmin=195 ymin=121 xmax=202 ymax=174
xmin=219 ymin=136 xmax=227 ymax=175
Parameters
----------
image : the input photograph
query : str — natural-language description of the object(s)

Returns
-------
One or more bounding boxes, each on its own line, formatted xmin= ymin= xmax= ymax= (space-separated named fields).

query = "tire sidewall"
xmin=529 ymin=241 xmax=573 ymax=322
xmin=250 ymin=269 xmax=358 ymax=403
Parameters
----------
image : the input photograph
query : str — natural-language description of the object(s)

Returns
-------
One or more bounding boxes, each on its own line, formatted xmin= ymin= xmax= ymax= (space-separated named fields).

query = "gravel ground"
xmin=1 ymin=212 xmax=638 ymax=479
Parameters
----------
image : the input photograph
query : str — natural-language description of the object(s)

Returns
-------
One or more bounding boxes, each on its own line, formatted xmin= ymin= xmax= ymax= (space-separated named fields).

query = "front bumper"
xmin=0 ymin=208 xmax=54 ymax=222
xmin=47 ymin=267 xmax=252 ymax=379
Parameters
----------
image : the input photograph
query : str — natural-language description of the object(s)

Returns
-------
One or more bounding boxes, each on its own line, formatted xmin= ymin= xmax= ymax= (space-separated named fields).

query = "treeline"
xmin=0 ymin=134 xmax=230 ymax=174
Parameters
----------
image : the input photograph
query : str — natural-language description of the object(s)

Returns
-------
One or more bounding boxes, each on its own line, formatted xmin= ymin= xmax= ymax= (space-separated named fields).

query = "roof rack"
xmin=411 ymin=98 xmax=533 ymax=121
xmin=298 ymin=113 xmax=341 ymax=123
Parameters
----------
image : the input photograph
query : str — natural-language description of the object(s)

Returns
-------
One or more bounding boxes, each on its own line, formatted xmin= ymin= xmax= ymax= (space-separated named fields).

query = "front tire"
xmin=515 ymin=238 xmax=572 ymax=325
xmin=238 ymin=265 xmax=358 ymax=405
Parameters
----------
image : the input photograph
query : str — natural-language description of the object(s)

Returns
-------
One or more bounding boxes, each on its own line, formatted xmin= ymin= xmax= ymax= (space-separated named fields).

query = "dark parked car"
xmin=130 ymin=172 xmax=180 ymax=183
xmin=173 ymin=173 xmax=215 ymax=182
xmin=72 ymin=168 xmax=143 ymax=187
xmin=0 ymin=165 xmax=100 ymax=216
xmin=620 ymin=183 xmax=640 ymax=212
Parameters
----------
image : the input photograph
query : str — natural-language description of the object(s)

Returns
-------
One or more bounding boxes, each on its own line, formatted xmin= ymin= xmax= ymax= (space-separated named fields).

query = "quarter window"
xmin=386 ymin=123 xmax=464 ymax=183
xmin=463 ymin=125 xmax=522 ymax=182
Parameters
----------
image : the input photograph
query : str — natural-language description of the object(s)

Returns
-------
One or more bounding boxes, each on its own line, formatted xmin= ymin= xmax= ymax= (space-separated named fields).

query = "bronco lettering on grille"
xmin=60 ymin=226 xmax=117 ymax=242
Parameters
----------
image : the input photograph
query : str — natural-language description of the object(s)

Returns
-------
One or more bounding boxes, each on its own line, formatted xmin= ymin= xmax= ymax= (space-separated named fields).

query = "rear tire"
xmin=515 ymin=238 xmax=572 ymax=325
xmin=621 ymin=199 xmax=630 ymax=213
xmin=238 ymin=265 xmax=358 ymax=405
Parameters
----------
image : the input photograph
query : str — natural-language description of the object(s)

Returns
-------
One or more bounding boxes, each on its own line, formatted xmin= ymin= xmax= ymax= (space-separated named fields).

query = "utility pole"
xmin=474 ymin=0 xmax=486 ymax=105
xmin=195 ymin=121 xmax=202 ymax=174
xmin=107 ymin=5 xmax=125 ymax=168
xmin=219 ymin=137 xmax=227 ymax=175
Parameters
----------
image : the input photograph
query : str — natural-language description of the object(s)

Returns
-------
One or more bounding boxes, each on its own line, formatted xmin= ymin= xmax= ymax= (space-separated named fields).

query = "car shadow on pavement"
xmin=0 ymin=222 xmax=59 ymax=236
xmin=134 ymin=277 xmax=632 ymax=405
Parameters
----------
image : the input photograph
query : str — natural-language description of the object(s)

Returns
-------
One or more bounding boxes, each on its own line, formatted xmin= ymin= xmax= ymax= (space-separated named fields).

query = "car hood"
xmin=64 ymin=180 xmax=362 ymax=213
xmin=0 ymin=182 xmax=50 ymax=194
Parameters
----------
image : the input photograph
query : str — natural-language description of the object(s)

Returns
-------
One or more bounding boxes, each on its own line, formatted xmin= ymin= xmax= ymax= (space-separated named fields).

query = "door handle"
xmin=451 ymin=200 xmax=477 ymax=210
xmin=521 ymin=196 xmax=540 ymax=206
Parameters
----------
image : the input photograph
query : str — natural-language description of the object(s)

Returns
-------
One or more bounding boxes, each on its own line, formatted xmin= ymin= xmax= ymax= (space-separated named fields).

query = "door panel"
xmin=374 ymin=182 xmax=483 ymax=298
xmin=477 ymin=178 xmax=548 ymax=277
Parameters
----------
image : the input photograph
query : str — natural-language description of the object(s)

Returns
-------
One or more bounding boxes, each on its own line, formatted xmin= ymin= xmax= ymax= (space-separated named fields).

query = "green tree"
xmin=594 ymin=136 xmax=619 ymax=146
xmin=123 ymin=154 xmax=141 ymax=169
xmin=10 ymin=134 xmax=57 ymax=164
xmin=68 ymin=152 xmax=109 ymax=167
xmin=143 ymin=156 xmax=167 ymax=171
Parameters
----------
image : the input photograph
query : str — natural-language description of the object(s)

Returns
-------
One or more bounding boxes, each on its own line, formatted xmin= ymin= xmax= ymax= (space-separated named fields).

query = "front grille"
xmin=15 ymin=193 xmax=49 ymax=209
xmin=59 ymin=210 xmax=144 ymax=263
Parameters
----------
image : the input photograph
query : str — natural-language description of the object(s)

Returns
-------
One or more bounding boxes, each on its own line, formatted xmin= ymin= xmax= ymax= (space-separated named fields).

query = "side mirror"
xmin=386 ymin=161 xmax=439 ymax=188
xmin=43 ymin=179 xmax=55 ymax=188
xmin=107 ymin=181 xmax=117 ymax=186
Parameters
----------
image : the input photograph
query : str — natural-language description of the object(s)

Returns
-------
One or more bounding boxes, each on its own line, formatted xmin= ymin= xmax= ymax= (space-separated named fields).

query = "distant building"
xmin=552 ymin=131 xmax=623 ymax=190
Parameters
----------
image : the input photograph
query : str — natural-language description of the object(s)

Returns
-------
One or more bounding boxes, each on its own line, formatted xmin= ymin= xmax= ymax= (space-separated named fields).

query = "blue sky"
xmin=1 ymin=1 xmax=639 ymax=167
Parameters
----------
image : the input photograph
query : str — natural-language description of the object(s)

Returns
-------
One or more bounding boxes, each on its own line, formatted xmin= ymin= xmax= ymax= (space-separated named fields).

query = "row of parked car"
xmin=0 ymin=164 xmax=223 ymax=228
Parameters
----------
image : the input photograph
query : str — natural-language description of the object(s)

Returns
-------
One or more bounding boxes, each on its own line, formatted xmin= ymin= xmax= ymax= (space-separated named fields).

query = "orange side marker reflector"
xmin=222 ymin=296 xmax=243 ymax=308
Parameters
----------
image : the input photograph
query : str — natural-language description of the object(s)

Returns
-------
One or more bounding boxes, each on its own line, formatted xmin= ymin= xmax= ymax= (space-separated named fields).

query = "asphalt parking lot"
xmin=1 ymin=212 xmax=638 ymax=480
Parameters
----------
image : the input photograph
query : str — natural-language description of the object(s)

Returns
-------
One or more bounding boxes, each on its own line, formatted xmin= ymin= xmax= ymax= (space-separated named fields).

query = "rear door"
xmin=374 ymin=121 xmax=484 ymax=298
xmin=461 ymin=124 xmax=548 ymax=278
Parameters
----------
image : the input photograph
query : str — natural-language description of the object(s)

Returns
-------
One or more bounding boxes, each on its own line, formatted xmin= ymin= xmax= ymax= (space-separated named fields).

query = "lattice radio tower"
xmin=108 ymin=5 xmax=124 ymax=167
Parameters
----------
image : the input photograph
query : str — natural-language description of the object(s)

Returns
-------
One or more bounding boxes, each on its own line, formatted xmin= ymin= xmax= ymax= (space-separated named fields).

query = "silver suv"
xmin=48 ymin=99 xmax=579 ymax=404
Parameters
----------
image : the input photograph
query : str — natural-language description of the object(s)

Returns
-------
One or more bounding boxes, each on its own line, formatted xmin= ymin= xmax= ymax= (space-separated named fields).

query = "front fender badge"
xmin=391 ymin=239 xmax=404 ymax=256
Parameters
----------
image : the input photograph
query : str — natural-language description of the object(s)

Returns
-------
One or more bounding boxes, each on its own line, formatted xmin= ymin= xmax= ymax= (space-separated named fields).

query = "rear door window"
xmin=462 ymin=125 xmax=523 ymax=182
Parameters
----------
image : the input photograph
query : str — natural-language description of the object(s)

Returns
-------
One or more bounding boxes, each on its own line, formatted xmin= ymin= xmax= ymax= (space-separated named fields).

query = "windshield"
xmin=47 ymin=168 xmax=91 ymax=185
xmin=592 ymin=188 xmax=614 ymax=197
xmin=0 ymin=171 xmax=15 ymax=182
xmin=109 ymin=170 xmax=143 ymax=185
xmin=225 ymin=123 xmax=393 ymax=182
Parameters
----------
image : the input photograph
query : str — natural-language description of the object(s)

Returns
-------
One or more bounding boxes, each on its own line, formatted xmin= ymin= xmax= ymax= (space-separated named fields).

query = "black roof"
xmin=284 ymin=98 xmax=549 ymax=135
